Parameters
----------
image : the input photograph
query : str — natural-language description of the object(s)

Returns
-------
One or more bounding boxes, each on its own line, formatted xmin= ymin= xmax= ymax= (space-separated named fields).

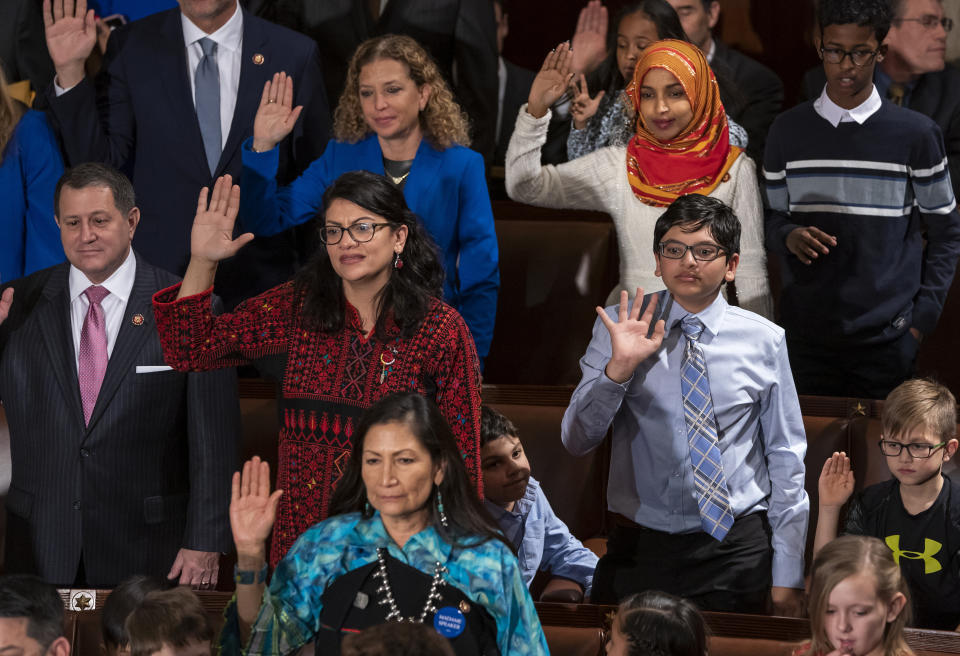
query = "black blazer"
xmin=495 ymin=59 xmax=535 ymax=166
xmin=44 ymin=7 xmax=331 ymax=307
xmin=0 ymin=0 xmax=55 ymax=93
xmin=711 ymin=40 xmax=784 ymax=165
xmin=246 ymin=0 xmax=498 ymax=163
xmin=0 ymin=255 xmax=239 ymax=587
xmin=801 ymin=64 xmax=960 ymax=198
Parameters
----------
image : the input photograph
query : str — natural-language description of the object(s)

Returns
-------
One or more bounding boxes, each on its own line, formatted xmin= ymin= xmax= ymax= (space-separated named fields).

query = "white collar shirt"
xmin=68 ymin=248 xmax=137 ymax=370
xmin=813 ymin=84 xmax=882 ymax=127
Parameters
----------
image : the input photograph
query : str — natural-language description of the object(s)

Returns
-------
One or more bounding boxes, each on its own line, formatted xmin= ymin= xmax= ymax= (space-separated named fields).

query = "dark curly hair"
xmin=615 ymin=590 xmax=709 ymax=656
xmin=293 ymin=170 xmax=444 ymax=339
xmin=818 ymin=0 xmax=892 ymax=42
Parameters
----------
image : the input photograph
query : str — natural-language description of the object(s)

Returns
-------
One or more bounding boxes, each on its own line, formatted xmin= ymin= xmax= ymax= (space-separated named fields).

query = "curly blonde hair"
xmin=333 ymin=35 xmax=471 ymax=149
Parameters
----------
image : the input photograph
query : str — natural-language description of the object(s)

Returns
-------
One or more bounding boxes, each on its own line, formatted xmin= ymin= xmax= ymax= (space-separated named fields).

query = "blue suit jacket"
xmin=44 ymin=7 xmax=330 ymax=307
xmin=239 ymin=134 xmax=499 ymax=359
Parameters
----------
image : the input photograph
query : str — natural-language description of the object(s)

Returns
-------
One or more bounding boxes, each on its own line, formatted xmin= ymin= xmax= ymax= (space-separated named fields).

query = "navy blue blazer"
xmin=44 ymin=7 xmax=331 ymax=307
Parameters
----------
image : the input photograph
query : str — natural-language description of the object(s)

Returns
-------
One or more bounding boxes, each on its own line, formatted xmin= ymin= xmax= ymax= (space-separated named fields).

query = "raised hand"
xmin=189 ymin=174 xmax=252 ymax=264
xmin=819 ymin=452 xmax=855 ymax=509
xmin=599 ymin=289 xmax=666 ymax=383
xmin=0 ymin=288 xmax=13 ymax=326
xmin=571 ymin=0 xmax=608 ymax=75
xmin=252 ymin=72 xmax=303 ymax=153
xmin=43 ymin=0 xmax=97 ymax=89
xmin=570 ymin=73 xmax=605 ymax=129
xmin=528 ymin=42 xmax=575 ymax=119
xmin=786 ymin=226 xmax=837 ymax=265
xmin=230 ymin=456 xmax=283 ymax=559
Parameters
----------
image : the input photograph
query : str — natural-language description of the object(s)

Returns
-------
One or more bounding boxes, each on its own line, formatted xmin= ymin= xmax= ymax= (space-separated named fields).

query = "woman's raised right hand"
xmin=189 ymin=174 xmax=253 ymax=264
xmin=230 ymin=456 xmax=284 ymax=559
xmin=527 ymin=42 xmax=575 ymax=119
xmin=252 ymin=72 xmax=303 ymax=152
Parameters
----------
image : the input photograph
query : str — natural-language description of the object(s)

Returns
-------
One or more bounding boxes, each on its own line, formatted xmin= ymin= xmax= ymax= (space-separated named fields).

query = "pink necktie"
xmin=79 ymin=285 xmax=110 ymax=425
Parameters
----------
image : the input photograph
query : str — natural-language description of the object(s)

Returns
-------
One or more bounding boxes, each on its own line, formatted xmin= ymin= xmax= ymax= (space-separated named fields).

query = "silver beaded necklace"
xmin=374 ymin=547 xmax=448 ymax=623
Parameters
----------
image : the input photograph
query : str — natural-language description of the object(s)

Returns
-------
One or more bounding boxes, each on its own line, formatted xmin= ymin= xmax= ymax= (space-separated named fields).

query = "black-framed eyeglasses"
xmin=878 ymin=439 xmax=948 ymax=458
xmin=819 ymin=46 xmax=883 ymax=66
xmin=320 ymin=222 xmax=394 ymax=245
xmin=894 ymin=15 xmax=954 ymax=32
xmin=657 ymin=240 xmax=727 ymax=262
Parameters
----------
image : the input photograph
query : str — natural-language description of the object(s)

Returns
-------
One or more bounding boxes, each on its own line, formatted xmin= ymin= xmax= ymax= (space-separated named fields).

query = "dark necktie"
xmin=196 ymin=37 xmax=221 ymax=176
xmin=887 ymin=83 xmax=906 ymax=107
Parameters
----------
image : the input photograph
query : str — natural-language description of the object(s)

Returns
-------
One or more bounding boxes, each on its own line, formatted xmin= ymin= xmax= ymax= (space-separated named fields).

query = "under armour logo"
xmin=885 ymin=535 xmax=943 ymax=574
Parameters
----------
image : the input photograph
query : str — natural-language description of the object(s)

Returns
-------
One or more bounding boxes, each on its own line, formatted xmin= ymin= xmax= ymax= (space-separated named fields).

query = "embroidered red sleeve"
xmin=426 ymin=303 xmax=483 ymax=497
xmin=153 ymin=282 xmax=295 ymax=371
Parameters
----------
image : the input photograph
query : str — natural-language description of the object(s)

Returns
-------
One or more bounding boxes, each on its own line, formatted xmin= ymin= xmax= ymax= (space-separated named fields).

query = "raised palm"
xmin=230 ymin=456 xmax=284 ymax=555
xmin=819 ymin=452 xmax=855 ymax=509
xmin=598 ymin=289 xmax=666 ymax=382
xmin=570 ymin=0 xmax=608 ymax=75
xmin=253 ymin=72 xmax=303 ymax=152
xmin=43 ymin=0 xmax=97 ymax=71
xmin=0 ymin=288 xmax=13 ymax=326
xmin=571 ymin=73 xmax=605 ymax=129
xmin=528 ymin=42 xmax=575 ymax=118
xmin=190 ymin=174 xmax=253 ymax=263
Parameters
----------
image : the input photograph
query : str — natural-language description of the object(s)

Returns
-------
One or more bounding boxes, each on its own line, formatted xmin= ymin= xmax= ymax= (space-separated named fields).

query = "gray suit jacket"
xmin=0 ymin=254 xmax=239 ymax=587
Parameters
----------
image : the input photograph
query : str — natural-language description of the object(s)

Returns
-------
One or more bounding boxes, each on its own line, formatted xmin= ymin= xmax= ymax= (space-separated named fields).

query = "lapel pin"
xmin=131 ymin=314 xmax=144 ymax=326
xmin=253 ymin=53 xmax=265 ymax=65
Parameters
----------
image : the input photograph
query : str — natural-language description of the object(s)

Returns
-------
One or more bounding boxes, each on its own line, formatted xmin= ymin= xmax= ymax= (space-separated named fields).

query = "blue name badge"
xmin=433 ymin=606 xmax=466 ymax=638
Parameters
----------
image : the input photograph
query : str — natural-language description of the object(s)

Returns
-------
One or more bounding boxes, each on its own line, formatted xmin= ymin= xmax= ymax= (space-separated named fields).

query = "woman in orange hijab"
xmin=505 ymin=39 xmax=771 ymax=317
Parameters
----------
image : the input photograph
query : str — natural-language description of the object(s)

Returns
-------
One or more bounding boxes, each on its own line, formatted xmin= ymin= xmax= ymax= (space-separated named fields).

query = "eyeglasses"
xmin=657 ymin=241 xmax=726 ymax=262
xmin=894 ymin=15 xmax=954 ymax=32
xmin=819 ymin=46 xmax=882 ymax=66
xmin=878 ymin=439 xmax=948 ymax=458
xmin=320 ymin=222 xmax=393 ymax=245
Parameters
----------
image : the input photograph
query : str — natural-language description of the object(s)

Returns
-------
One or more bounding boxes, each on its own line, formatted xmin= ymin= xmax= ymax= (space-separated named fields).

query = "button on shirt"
xmin=813 ymin=84 xmax=882 ymax=127
xmin=68 ymin=248 xmax=136 ymax=369
xmin=561 ymin=291 xmax=809 ymax=588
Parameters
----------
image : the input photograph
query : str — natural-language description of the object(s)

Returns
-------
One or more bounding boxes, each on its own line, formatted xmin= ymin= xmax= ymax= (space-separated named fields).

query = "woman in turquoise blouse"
xmin=239 ymin=35 xmax=498 ymax=363
xmin=223 ymin=392 xmax=548 ymax=656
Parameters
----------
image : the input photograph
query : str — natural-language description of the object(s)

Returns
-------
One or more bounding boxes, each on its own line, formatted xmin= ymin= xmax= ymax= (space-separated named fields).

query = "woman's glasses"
xmin=320 ymin=222 xmax=393 ymax=244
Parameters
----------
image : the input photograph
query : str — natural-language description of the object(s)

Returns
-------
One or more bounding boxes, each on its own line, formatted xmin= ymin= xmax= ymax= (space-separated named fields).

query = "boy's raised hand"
xmin=819 ymin=451 xmax=855 ymax=509
xmin=599 ymin=289 xmax=665 ymax=384
xmin=527 ymin=42 xmax=575 ymax=119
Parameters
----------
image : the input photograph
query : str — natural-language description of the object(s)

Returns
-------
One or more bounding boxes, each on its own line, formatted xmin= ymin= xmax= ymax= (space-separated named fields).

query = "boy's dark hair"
xmin=102 ymin=575 xmax=175 ymax=652
xmin=342 ymin=622 xmax=455 ymax=656
xmin=616 ymin=590 xmax=709 ymax=656
xmin=0 ymin=574 xmax=65 ymax=650
xmin=126 ymin=587 xmax=213 ymax=656
xmin=817 ymin=0 xmax=892 ymax=43
xmin=54 ymin=162 xmax=136 ymax=217
xmin=652 ymin=194 xmax=741 ymax=257
xmin=480 ymin=405 xmax=520 ymax=447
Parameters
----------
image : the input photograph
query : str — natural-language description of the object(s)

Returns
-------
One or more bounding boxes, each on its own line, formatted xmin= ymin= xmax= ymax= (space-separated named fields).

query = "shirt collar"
xmin=354 ymin=512 xmax=454 ymax=563
xmin=68 ymin=248 xmax=136 ymax=304
xmin=813 ymin=83 xmax=882 ymax=127
xmin=181 ymin=1 xmax=243 ymax=52
xmin=705 ymin=38 xmax=716 ymax=63
xmin=665 ymin=290 xmax=727 ymax=338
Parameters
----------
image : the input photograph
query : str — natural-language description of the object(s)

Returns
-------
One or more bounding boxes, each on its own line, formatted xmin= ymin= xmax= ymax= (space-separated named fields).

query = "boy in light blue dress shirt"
xmin=562 ymin=194 xmax=809 ymax=615
xmin=481 ymin=405 xmax=599 ymax=602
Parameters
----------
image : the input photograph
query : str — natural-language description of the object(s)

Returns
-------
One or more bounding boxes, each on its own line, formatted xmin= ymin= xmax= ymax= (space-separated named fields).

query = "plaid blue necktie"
xmin=680 ymin=316 xmax=734 ymax=541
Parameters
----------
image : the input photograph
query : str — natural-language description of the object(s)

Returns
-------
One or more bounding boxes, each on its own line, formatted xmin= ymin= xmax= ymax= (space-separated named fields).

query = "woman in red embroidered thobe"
xmin=153 ymin=171 xmax=481 ymax=565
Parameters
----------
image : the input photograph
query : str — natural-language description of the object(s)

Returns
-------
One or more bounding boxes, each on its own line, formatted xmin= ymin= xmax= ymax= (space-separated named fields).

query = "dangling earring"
xmin=393 ymin=251 xmax=404 ymax=270
xmin=365 ymin=500 xmax=372 ymax=517
xmin=436 ymin=488 xmax=448 ymax=528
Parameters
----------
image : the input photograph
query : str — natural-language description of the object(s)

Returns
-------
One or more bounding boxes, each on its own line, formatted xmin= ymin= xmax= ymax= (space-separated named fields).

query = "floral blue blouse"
xmin=220 ymin=512 xmax=550 ymax=655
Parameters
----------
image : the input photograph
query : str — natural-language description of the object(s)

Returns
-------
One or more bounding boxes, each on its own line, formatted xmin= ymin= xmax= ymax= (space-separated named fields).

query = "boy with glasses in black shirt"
xmin=814 ymin=378 xmax=960 ymax=629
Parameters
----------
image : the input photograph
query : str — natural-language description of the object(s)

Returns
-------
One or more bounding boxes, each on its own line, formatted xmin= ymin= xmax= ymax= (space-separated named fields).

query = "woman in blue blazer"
xmin=240 ymin=35 xmax=498 ymax=362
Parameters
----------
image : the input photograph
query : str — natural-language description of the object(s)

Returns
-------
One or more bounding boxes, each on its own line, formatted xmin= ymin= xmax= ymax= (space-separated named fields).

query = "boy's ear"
xmin=724 ymin=252 xmax=739 ymax=282
xmin=886 ymin=591 xmax=907 ymax=623
xmin=943 ymin=438 xmax=959 ymax=461
xmin=654 ymin=252 xmax=663 ymax=279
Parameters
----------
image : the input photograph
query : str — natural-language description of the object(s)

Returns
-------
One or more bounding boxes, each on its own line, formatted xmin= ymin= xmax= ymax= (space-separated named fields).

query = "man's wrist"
xmin=54 ymin=65 xmax=86 ymax=91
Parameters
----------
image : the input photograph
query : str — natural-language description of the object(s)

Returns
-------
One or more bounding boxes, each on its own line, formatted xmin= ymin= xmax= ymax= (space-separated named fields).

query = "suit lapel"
xmin=220 ymin=9 xmax=266 ymax=174
xmin=85 ymin=256 xmax=157 ymax=432
xmin=36 ymin=265 xmax=85 ymax=428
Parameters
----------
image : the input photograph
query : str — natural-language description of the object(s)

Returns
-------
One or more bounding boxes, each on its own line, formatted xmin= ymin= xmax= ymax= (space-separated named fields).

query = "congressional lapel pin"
xmin=131 ymin=313 xmax=145 ymax=326
xmin=67 ymin=590 xmax=97 ymax=611
xmin=253 ymin=53 xmax=265 ymax=65
xmin=434 ymin=606 xmax=466 ymax=638
xmin=353 ymin=591 xmax=369 ymax=609
xmin=458 ymin=600 xmax=471 ymax=613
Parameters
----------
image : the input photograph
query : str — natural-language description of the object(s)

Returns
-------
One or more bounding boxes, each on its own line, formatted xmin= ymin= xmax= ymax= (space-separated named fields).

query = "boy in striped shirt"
xmin=763 ymin=0 xmax=960 ymax=399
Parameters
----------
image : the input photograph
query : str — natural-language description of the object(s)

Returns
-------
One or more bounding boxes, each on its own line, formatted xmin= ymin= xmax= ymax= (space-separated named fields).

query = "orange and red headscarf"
xmin=624 ymin=39 xmax=741 ymax=207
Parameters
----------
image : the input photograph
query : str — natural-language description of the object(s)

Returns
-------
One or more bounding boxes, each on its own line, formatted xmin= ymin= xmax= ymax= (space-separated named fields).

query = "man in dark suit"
xmin=0 ymin=0 xmax=55 ymax=93
xmin=42 ymin=0 xmax=330 ymax=308
xmin=244 ymin=0 xmax=498 ymax=163
xmin=0 ymin=163 xmax=238 ymax=588
xmin=665 ymin=0 xmax=784 ymax=164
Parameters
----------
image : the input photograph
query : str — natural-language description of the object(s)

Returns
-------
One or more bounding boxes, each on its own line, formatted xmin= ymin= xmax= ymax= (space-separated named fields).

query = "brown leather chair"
xmin=543 ymin=625 xmax=605 ymax=656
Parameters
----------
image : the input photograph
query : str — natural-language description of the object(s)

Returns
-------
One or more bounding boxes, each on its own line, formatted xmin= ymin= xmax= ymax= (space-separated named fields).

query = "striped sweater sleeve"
xmin=761 ymin=114 xmax=799 ymax=256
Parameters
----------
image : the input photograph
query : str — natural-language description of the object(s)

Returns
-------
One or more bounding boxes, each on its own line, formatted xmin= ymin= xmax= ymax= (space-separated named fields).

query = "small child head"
xmin=807 ymin=535 xmax=911 ymax=656
xmin=125 ymin=588 xmax=213 ymax=656
xmin=480 ymin=406 xmax=531 ymax=510
xmin=102 ymin=576 xmax=174 ymax=656
xmin=341 ymin=622 xmax=455 ymax=656
xmin=881 ymin=378 xmax=958 ymax=486
xmin=816 ymin=0 xmax=890 ymax=108
xmin=653 ymin=195 xmax=740 ymax=313
xmin=606 ymin=590 xmax=708 ymax=656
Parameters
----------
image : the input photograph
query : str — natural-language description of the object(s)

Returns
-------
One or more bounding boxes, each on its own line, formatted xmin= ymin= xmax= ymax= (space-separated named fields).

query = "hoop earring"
xmin=393 ymin=251 xmax=404 ymax=270
xmin=436 ymin=488 xmax=448 ymax=528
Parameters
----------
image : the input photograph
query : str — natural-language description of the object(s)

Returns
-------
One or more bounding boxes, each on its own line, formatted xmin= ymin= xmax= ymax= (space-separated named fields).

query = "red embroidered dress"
xmin=153 ymin=282 xmax=482 ymax=565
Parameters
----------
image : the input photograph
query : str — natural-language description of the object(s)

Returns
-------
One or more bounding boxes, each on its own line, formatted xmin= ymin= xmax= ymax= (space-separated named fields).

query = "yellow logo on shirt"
xmin=885 ymin=535 xmax=943 ymax=574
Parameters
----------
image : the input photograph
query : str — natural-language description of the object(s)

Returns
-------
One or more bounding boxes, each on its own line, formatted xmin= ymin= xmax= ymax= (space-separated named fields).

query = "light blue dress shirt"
xmin=484 ymin=476 xmax=599 ymax=595
xmin=561 ymin=291 xmax=809 ymax=588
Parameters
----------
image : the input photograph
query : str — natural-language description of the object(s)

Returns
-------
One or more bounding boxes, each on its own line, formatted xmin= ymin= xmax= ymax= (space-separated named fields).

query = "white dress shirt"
xmin=813 ymin=84 xmax=882 ymax=127
xmin=68 ymin=248 xmax=136 ymax=371
xmin=181 ymin=2 xmax=243 ymax=149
